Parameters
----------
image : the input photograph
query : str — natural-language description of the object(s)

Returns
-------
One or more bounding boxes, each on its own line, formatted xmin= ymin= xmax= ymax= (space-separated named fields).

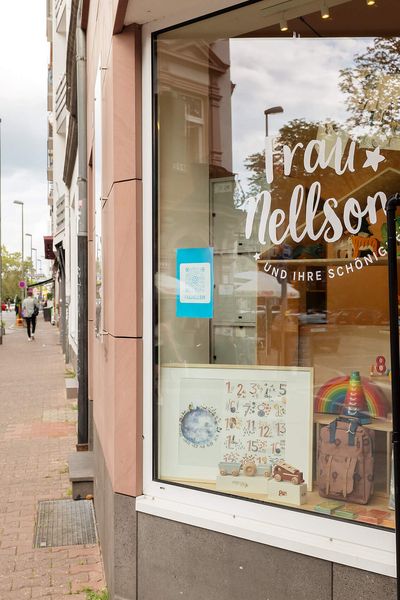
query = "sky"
xmin=230 ymin=36 xmax=370 ymax=192
xmin=0 ymin=0 xmax=50 ymax=274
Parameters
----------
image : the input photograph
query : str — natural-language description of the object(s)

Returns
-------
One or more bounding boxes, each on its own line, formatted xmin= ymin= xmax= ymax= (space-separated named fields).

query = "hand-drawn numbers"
xmin=222 ymin=379 xmax=288 ymax=466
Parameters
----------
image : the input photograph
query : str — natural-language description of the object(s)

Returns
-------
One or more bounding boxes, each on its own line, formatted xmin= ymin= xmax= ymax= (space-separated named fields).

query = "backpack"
xmin=317 ymin=417 xmax=374 ymax=504
xmin=33 ymin=304 xmax=39 ymax=317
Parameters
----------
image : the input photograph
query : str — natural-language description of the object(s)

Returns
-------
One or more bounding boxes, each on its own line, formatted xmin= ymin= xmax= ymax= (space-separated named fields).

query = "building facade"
xmin=53 ymin=0 xmax=400 ymax=598
xmin=47 ymin=0 xmax=80 ymax=368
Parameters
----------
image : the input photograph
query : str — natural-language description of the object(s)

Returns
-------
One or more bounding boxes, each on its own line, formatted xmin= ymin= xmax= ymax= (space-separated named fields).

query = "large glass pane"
xmin=155 ymin=0 xmax=399 ymax=529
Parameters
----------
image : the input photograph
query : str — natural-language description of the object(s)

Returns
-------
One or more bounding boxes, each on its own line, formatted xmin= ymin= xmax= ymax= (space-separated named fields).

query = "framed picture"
xmin=158 ymin=364 xmax=314 ymax=490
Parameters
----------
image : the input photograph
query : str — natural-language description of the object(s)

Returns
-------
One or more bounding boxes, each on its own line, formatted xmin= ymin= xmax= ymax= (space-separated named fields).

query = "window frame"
xmin=139 ymin=1 xmax=396 ymax=576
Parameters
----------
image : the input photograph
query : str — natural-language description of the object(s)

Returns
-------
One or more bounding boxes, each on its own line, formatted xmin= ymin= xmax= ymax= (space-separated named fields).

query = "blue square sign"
xmin=176 ymin=248 xmax=214 ymax=318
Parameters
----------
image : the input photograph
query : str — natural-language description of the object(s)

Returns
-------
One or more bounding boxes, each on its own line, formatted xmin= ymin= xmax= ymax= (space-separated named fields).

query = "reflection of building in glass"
xmin=157 ymin=39 xmax=233 ymax=174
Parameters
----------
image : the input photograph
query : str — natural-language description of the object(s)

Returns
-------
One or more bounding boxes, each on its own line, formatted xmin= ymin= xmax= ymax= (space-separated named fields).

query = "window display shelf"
xmin=314 ymin=413 xmax=392 ymax=432
xmin=165 ymin=478 xmax=395 ymax=530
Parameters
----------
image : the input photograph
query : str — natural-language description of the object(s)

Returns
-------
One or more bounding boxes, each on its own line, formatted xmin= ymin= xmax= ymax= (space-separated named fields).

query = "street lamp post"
xmin=25 ymin=233 xmax=32 ymax=277
xmin=25 ymin=233 xmax=32 ymax=258
xmin=32 ymin=247 xmax=37 ymax=275
xmin=40 ymin=256 xmax=46 ymax=278
xmin=264 ymin=106 xmax=285 ymax=360
xmin=13 ymin=200 xmax=25 ymax=300
xmin=264 ymin=106 xmax=284 ymax=137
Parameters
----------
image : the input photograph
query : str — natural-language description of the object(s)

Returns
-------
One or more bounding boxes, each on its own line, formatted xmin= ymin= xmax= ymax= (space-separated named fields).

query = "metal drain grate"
xmin=34 ymin=499 xmax=98 ymax=548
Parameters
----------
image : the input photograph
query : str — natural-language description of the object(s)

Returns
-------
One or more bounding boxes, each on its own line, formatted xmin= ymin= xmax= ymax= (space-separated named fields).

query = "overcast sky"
xmin=0 ymin=0 xmax=50 ymax=273
xmin=230 ymin=36 xmax=370 ymax=192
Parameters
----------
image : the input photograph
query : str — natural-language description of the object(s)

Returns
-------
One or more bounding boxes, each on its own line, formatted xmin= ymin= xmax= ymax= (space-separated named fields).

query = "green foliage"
xmin=80 ymin=588 xmax=109 ymax=600
xmin=244 ymin=151 xmax=267 ymax=196
xmin=244 ymin=39 xmax=400 ymax=193
xmin=0 ymin=245 xmax=33 ymax=301
xmin=339 ymin=37 xmax=400 ymax=136
xmin=243 ymin=119 xmax=322 ymax=195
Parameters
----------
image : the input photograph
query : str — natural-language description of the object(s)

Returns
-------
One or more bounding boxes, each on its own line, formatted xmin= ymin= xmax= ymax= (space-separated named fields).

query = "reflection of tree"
xmin=243 ymin=119 xmax=323 ymax=195
xmin=244 ymin=151 xmax=267 ymax=196
xmin=339 ymin=37 xmax=400 ymax=137
xmin=243 ymin=39 xmax=400 ymax=192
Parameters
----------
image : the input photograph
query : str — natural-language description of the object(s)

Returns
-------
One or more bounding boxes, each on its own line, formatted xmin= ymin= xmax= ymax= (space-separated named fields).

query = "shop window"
xmin=154 ymin=0 xmax=400 ymax=530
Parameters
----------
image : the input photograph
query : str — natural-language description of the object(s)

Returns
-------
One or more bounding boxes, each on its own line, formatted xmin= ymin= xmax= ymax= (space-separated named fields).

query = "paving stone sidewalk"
xmin=0 ymin=312 xmax=106 ymax=599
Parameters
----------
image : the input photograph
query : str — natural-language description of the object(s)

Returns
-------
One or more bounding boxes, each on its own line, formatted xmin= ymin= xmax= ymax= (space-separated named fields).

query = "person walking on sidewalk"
xmin=22 ymin=289 xmax=39 ymax=341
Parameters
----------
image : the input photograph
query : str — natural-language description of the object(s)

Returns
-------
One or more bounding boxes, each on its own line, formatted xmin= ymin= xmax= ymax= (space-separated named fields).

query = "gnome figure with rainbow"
xmin=341 ymin=371 xmax=371 ymax=424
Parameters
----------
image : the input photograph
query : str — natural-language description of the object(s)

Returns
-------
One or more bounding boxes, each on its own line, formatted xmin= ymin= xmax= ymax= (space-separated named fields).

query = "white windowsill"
xmin=136 ymin=483 xmax=395 ymax=577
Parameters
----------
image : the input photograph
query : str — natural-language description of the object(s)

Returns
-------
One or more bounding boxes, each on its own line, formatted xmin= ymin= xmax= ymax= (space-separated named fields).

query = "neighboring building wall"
xmin=86 ymin=2 xmax=142 ymax=597
xmin=51 ymin=0 xmax=68 ymax=346
xmin=49 ymin=0 xmax=80 ymax=367
xmin=67 ymin=159 xmax=79 ymax=368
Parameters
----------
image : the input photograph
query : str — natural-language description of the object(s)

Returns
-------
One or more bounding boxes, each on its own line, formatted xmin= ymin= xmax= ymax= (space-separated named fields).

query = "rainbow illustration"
xmin=314 ymin=375 xmax=390 ymax=418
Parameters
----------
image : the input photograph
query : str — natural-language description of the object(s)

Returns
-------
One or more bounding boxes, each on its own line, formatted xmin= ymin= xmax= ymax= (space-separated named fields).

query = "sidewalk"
xmin=0 ymin=312 xmax=106 ymax=599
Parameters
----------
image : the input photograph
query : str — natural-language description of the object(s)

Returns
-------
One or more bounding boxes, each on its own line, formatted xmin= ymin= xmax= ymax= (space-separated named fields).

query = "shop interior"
xmin=156 ymin=0 xmax=400 ymax=528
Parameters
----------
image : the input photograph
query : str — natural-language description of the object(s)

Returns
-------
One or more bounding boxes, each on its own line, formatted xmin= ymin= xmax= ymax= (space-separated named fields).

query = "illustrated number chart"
xmin=159 ymin=365 xmax=313 ymax=489
xmin=222 ymin=379 xmax=287 ymax=466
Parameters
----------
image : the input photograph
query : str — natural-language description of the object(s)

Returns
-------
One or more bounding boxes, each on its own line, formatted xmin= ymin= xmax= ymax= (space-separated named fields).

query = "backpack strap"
xmin=328 ymin=417 xmax=360 ymax=446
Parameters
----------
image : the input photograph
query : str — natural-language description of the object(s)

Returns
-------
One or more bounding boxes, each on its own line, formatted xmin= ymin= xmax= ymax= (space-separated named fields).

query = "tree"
xmin=0 ymin=246 xmax=33 ymax=301
xmin=243 ymin=39 xmax=400 ymax=193
xmin=243 ymin=151 xmax=267 ymax=196
xmin=339 ymin=37 xmax=400 ymax=137
xmin=243 ymin=119 xmax=323 ymax=196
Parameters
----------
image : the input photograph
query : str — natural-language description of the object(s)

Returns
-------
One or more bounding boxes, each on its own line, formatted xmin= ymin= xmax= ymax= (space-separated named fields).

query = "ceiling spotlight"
xmin=366 ymin=0 xmax=375 ymax=5
xmin=280 ymin=19 xmax=289 ymax=31
xmin=321 ymin=3 xmax=330 ymax=18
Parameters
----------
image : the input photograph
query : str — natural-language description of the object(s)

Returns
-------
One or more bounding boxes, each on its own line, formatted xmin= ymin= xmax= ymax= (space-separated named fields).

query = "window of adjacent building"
xmin=154 ymin=0 xmax=399 ymax=530
xmin=94 ymin=67 xmax=103 ymax=337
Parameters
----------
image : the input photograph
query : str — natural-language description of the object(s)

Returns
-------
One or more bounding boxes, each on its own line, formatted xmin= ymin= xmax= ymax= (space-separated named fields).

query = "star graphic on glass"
xmin=362 ymin=147 xmax=385 ymax=172
xmin=253 ymin=252 xmax=261 ymax=261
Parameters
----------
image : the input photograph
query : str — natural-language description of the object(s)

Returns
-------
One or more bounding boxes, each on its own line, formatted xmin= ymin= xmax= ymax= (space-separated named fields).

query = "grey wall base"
xmin=94 ymin=426 xmax=396 ymax=600
xmin=138 ymin=515 xmax=396 ymax=600
xmin=68 ymin=343 xmax=78 ymax=373
xmin=94 ymin=426 xmax=137 ymax=600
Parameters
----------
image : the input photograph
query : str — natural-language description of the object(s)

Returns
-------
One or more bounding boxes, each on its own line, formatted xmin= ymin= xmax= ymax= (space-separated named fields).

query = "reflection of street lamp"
xmin=13 ymin=200 xmax=25 ymax=298
xmin=264 ymin=106 xmax=284 ymax=137
xmin=264 ymin=107 xmax=286 ymax=362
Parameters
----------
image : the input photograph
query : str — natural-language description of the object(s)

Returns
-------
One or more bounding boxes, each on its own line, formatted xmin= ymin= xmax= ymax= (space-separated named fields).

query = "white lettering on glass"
xmin=243 ymin=186 xmax=387 ymax=246
xmin=243 ymin=135 xmax=387 ymax=247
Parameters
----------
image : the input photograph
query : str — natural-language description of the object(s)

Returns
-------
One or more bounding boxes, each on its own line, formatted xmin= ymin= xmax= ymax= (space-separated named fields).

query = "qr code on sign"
xmin=179 ymin=263 xmax=210 ymax=304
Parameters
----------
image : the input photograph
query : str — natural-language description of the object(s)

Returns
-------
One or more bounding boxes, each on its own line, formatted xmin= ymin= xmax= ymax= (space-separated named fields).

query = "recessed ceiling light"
xmin=321 ymin=2 xmax=330 ymax=18
xmin=280 ymin=19 xmax=289 ymax=31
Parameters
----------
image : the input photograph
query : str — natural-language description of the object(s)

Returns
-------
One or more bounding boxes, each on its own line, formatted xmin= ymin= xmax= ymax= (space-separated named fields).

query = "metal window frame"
xmin=140 ymin=0 xmax=397 ymax=577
